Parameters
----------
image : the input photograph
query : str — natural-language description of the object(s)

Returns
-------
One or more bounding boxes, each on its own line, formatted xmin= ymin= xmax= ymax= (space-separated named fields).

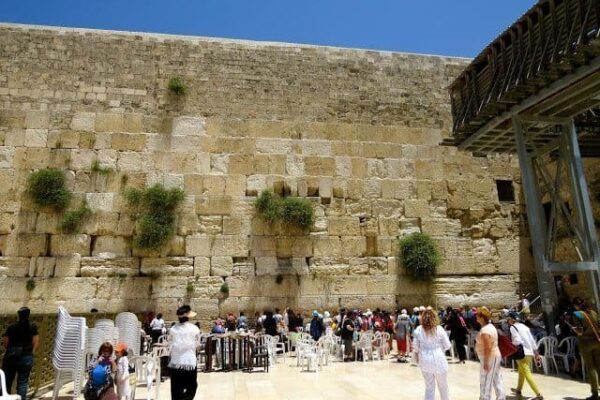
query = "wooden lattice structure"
xmin=449 ymin=0 xmax=600 ymax=157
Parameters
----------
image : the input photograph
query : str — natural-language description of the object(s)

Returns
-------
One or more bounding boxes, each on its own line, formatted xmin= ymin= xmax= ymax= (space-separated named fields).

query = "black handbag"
xmin=510 ymin=344 xmax=526 ymax=360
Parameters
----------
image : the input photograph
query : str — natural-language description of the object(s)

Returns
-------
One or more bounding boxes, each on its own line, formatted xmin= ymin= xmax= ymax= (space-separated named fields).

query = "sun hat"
xmin=312 ymin=310 xmax=319 ymax=317
xmin=115 ymin=343 xmax=128 ymax=353
xmin=401 ymin=309 xmax=407 ymax=315
xmin=324 ymin=311 xmax=330 ymax=318
xmin=176 ymin=304 xmax=197 ymax=318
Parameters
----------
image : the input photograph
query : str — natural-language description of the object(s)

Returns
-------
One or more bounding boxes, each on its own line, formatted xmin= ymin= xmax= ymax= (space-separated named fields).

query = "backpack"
xmin=91 ymin=364 xmax=110 ymax=387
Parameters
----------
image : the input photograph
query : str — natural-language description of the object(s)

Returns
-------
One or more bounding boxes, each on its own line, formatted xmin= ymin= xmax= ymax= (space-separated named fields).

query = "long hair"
xmin=421 ymin=309 xmax=439 ymax=335
xmin=98 ymin=342 xmax=113 ymax=357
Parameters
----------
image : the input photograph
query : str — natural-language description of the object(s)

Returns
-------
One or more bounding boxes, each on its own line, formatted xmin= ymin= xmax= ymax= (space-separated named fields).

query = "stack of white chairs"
xmin=115 ymin=312 xmax=141 ymax=356
xmin=94 ymin=319 xmax=119 ymax=345
xmin=84 ymin=327 xmax=105 ymax=366
xmin=52 ymin=307 xmax=87 ymax=400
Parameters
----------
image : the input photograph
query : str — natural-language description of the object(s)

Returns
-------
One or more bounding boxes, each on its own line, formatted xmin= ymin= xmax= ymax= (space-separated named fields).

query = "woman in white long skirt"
xmin=413 ymin=309 xmax=452 ymax=400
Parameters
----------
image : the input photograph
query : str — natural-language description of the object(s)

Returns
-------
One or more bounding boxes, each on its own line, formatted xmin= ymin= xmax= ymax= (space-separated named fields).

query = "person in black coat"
xmin=263 ymin=311 xmax=278 ymax=336
xmin=445 ymin=308 xmax=468 ymax=363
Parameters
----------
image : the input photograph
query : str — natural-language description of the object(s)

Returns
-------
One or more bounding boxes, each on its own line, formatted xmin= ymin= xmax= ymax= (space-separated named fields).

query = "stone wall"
xmin=0 ymin=24 xmax=533 ymax=321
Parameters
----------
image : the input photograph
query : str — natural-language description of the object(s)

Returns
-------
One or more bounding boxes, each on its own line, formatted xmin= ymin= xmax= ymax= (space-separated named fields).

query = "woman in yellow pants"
xmin=507 ymin=312 xmax=543 ymax=400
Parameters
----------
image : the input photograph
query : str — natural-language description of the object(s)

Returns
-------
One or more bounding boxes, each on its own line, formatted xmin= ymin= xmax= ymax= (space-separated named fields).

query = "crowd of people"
xmin=3 ymin=294 xmax=600 ymax=400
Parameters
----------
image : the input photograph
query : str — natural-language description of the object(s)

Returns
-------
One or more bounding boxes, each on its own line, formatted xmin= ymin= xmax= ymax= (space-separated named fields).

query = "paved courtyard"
xmin=47 ymin=358 xmax=591 ymax=400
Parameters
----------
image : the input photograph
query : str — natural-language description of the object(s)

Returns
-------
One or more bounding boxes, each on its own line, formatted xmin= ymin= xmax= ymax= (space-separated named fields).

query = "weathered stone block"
xmin=328 ymin=217 xmax=361 ymax=236
xmin=92 ymin=236 xmax=130 ymax=257
xmin=141 ymin=257 xmax=194 ymax=276
xmin=212 ymin=236 xmax=248 ymax=257
xmin=54 ymin=255 xmax=81 ymax=277
xmin=50 ymin=234 xmax=91 ymax=256
xmin=210 ymin=256 xmax=233 ymax=277
xmin=25 ymin=110 xmax=49 ymax=129
xmin=404 ymin=199 xmax=430 ymax=218
xmin=80 ymin=256 xmax=139 ymax=277
xmin=0 ymin=257 xmax=30 ymax=277
xmin=196 ymin=196 xmax=232 ymax=215
xmin=70 ymin=112 xmax=96 ymax=131
xmin=171 ymin=117 xmax=206 ymax=136
xmin=24 ymin=129 xmax=48 ymax=147
xmin=185 ymin=235 xmax=212 ymax=257
xmin=194 ymin=257 xmax=211 ymax=277
xmin=96 ymin=113 xmax=124 ymax=132
xmin=29 ymin=257 xmax=55 ymax=277
xmin=86 ymin=193 xmax=114 ymax=212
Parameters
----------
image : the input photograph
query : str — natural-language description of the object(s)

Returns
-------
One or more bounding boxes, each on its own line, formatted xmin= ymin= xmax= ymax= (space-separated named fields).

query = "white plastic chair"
xmin=132 ymin=356 xmax=160 ymax=400
xmin=52 ymin=307 xmax=87 ymax=400
xmin=355 ymin=332 xmax=374 ymax=362
xmin=554 ymin=336 xmax=576 ymax=373
xmin=536 ymin=336 xmax=559 ymax=375
xmin=0 ymin=369 xmax=21 ymax=400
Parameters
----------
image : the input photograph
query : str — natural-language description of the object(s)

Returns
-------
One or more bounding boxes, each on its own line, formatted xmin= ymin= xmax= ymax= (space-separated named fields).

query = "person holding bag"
xmin=506 ymin=312 xmax=543 ymax=400
xmin=572 ymin=297 xmax=600 ymax=400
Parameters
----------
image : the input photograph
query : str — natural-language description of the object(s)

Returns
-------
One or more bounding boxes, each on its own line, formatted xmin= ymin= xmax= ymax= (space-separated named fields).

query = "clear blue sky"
xmin=0 ymin=1 xmax=531 ymax=58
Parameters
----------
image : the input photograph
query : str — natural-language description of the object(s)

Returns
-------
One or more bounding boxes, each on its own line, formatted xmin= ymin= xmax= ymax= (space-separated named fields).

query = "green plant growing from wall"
xmin=399 ymin=232 xmax=441 ymax=281
xmin=255 ymin=190 xmax=314 ymax=230
xmin=27 ymin=168 xmax=72 ymax=212
xmin=168 ymin=76 xmax=186 ymax=95
xmin=26 ymin=278 xmax=36 ymax=292
xmin=59 ymin=203 xmax=92 ymax=234
xmin=220 ymin=282 xmax=229 ymax=295
xmin=186 ymin=281 xmax=194 ymax=294
xmin=125 ymin=184 xmax=185 ymax=250
xmin=91 ymin=160 xmax=113 ymax=175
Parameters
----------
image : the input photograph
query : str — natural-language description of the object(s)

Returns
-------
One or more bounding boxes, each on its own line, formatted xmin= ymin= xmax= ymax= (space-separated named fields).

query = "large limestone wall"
xmin=0 ymin=24 xmax=529 ymax=321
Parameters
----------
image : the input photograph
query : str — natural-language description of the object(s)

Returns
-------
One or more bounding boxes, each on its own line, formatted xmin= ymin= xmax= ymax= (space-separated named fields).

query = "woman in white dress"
xmin=413 ymin=308 xmax=452 ymax=400
xmin=476 ymin=306 xmax=505 ymax=400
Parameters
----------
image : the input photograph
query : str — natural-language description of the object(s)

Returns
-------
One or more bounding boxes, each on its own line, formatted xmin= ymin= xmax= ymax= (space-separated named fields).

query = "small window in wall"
xmin=496 ymin=180 xmax=515 ymax=202
xmin=570 ymin=273 xmax=578 ymax=285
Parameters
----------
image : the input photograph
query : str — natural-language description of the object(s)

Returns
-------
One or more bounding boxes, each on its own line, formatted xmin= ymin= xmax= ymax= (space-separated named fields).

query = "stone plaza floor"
xmin=46 ymin=356 xmax=592 ymax=400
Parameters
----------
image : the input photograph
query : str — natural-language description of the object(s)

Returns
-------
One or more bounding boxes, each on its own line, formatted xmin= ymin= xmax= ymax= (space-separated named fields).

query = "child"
xmin=115 ymin=343 xmax=131 ymax=400
xmin=85 ymin=342 xmax=117 ymax=400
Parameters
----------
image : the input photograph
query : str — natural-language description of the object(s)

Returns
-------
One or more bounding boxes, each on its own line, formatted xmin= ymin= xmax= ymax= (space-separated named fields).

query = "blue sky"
xmin=0 ymin=1 xmax=530 ymax=58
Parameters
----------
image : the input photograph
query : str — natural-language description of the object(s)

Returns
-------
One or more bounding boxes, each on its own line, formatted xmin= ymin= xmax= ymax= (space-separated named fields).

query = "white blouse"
xmin=168 ymin=322 xmax=200 ymax=370
xmin=413 ymin=325 xmax=451 ymax=374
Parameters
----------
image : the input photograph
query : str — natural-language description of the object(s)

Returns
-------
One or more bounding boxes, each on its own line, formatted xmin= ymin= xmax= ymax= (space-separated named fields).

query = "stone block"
xmin=141 ymin=257 xmax=194 ymax=276
xmin=185 ymin=235 xmax=212 ymax=256
xmin=123 ymin=113 xmax=143 ymax=133
xmin=80 ymin=256 xmax=139 ymax=277
xmin=304 ymin=156 xmax=335 ymax=176
xmin=212 ymin=236 xmax=249 ymax=257
xmin=171 ymin=117 xmax=206 ymax=136
xmin=196 ymin=196 xmax=232 ymax=215
xmin=0 ymin=147 xmax=15 ymax=169
xmin=210 ymin=256 xmax=233 ymax=276
xmin=96 ymin=113 xmax=124 ymax=132
xmin=246 ymin=175 xmax=267 ymax=196
xmin=112 ymin=133 xmax=146 ymax=151
xmin=24 ymin=129 xmax=48 ymax=147
xmin=86 ymin=193 xmax=114 ymax=212
xmin=341 ymin=236 xmax=367 ymax=258
xmin=9 ymin=234 xmax=47 ymax=257
xmin=70 ymin=112 xmax=96 ymax=131
xmin=194 ymin=257 xmax=211 ymax=277
xmin=29 ymin=256 xmax=55 ymax=277
xmin=0 ymin=257 xmax=30 ymax=277
xmin=404 ymin=199 xmax=430 ymax=218
xmin=50 ymin=234 xmax=91 ymax=256
xmin=54 ymin=255 xmax=81 ymax=277
xmin=328 ymin=217 xmax=361 ymax=236
xmin=25 ymin=110 xmax=49 ymax=129
xmin=313 ymin=236 xmax=342 ymax=258
xmin=92 ymin=236 xmax=130 ymax=257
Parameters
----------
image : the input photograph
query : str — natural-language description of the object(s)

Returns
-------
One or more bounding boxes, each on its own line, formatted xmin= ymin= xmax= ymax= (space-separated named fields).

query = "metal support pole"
xmin=563 ymin=121 xmax=600 ymax=311
xmin=513 ymin=117 xmax=558 ymax=332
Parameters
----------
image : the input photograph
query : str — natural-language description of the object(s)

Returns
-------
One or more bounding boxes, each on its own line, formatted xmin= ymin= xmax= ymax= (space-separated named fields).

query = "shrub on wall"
xmin=399 ymin=232 xmax=441 ymax=280
xmin=59 ymin=203 xmax=92 ymax=234
xmin=168 ymin=77 xmax=186 ymax=95
xmin=255 ymin=190 xmax=314 ymax=230
xmin=125 ymin=184 xmax=185 ymax=250
xmin=27 ymin=168 xmax=72 ymax=212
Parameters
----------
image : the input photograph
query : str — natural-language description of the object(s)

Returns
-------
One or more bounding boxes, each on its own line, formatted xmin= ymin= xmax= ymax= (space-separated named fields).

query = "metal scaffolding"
xmin=513 ymin=116 xmax=600 ymax=329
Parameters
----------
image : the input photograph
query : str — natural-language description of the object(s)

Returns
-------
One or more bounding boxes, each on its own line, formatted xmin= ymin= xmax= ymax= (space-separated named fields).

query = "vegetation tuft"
xmin=168 ymin=76 xmax=186 ymax=95
xmin=399 ymin=232 xmax=441 ymax=280
xmin=220 ymin=282 xmax=229 ymax=294
xmin=255 ymin=190 xmax=314 ymax=230
xmin=59 ymin=203 xmax=92 ymax=234
xmin=26 ymin=278 xmax=36 ymax=292
xmin=27 ymin=168 xmax=72 ymax=212
xmin=91 ymin=160 xmax=113 ymax=175
xmin=125 ymin=184 xmax=185 ymax=250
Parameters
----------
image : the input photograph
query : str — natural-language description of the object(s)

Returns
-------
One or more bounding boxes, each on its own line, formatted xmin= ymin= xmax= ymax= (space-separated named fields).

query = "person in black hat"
xmin=168 ymin=305 xmax=199 ymax=400
xmin=2 ymin=307 xmax=39 ymax=400
xmin=507 ymin=311 xmax=543 ymax=400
